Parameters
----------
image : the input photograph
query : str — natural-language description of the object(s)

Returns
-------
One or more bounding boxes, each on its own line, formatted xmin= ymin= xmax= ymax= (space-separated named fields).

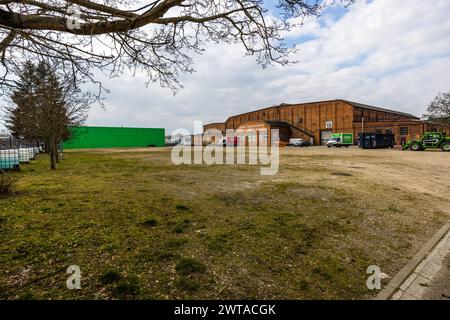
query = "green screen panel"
xmin=63 ymin=126 xmax=165 ymax=149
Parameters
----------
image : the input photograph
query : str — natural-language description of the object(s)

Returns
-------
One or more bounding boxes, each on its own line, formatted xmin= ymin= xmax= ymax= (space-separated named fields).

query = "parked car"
xmin=216 ymin=137 xmax=239 ymax=147
xmin=288 ymin=138 xmax=311 ymax=147
xmin=217 ymin=138 xmax=227 ymax=146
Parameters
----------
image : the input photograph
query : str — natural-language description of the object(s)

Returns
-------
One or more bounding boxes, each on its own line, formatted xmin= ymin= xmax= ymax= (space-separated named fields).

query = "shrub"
xmin=0 ymin=173 xmax=15 ymax=198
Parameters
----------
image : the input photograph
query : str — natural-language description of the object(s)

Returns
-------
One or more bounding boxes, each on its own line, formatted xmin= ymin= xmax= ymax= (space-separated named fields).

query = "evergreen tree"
xmin=5 ymin=61 xmax=90 ymax=170
xmin=7 ymin=61 xmax=38 ymax=138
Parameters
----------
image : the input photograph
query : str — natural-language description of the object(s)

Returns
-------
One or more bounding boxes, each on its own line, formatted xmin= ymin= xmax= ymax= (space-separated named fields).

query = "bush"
xmin=0 ymin=173 xmax=15 ymax=198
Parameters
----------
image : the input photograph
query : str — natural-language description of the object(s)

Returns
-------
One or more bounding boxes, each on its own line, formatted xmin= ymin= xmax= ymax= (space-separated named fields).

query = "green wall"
xmin=63 ymin=126 xmax=165 ymax=149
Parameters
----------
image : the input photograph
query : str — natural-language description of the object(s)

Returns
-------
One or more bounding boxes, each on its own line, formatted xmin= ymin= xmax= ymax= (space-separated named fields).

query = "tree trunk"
xmin=50 ymin=152 xmax=56 ymax=170
xmin=54 ymin=142 xmax=60 ymax=163
xmin=49 ymin=139 xmax=56 ymax=170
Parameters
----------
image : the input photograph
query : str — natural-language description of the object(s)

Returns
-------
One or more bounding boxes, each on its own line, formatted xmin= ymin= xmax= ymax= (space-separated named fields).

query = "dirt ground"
xmin=281 ymin=147 xmax=450 ymax=202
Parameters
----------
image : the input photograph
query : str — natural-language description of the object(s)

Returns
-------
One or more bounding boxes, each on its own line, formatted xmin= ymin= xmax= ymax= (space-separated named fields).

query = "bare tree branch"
xmin=0 ymin=0 xmax=353 ymax=93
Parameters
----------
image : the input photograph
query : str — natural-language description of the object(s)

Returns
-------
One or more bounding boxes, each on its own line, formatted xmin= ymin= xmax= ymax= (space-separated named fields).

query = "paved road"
xmin=422 ymin=253 xmax=450 ymax=300
xmin=391 ymin=228 xmax=450 ymax=300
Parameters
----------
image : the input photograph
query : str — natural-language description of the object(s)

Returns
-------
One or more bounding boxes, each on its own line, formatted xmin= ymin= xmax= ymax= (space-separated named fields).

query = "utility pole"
xmin=362 ymin=117 xmax=365 ymax=134
xmin=360 ymin=116 xmax=365 ymax=148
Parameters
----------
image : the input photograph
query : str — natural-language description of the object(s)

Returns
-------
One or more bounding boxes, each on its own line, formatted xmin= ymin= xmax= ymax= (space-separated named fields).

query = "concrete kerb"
xmin=375 ymin=220 xmax=450 ymax=300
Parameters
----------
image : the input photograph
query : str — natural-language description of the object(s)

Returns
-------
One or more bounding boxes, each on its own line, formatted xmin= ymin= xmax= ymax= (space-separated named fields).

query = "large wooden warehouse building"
xmin=204 ymin=99 xmax=450 ymax=146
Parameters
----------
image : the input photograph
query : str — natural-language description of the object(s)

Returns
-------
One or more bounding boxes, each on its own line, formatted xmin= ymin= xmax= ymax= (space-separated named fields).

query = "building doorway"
xmin=320 ymin=130 xmax=332 ymax=145
xmin=400 ymin=136 xmax=407 ymax=146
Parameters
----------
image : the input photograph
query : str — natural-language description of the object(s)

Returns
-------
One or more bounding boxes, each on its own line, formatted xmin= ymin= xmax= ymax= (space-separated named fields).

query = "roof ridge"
xmin=204 ymin=99 xmax=419 ymax=126
xmin=340 ymin=100 xmax=419 ymax=119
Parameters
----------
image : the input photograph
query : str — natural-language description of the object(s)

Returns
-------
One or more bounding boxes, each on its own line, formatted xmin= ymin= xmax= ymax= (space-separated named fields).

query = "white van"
xmin=288 ymin=139 xmax=310 ymax=147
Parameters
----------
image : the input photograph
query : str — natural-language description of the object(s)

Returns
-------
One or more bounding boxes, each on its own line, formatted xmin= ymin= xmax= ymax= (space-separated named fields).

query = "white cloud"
xmin=4 ymin=0 xmax=449 ymax=134
xmin=88 ymin=0 xmax=450 ymax=134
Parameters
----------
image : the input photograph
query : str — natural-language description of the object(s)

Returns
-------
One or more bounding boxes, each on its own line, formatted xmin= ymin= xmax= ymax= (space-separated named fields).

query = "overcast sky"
xmin=2 ymin=0 xmax=450 ymax=135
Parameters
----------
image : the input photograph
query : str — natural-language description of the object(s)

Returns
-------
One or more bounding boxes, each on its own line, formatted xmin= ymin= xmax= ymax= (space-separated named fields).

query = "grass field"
xmin=1 ymin=147 xmax=449 ymax=300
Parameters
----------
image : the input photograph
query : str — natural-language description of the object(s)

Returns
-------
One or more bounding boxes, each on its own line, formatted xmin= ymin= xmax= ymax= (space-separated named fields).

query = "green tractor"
xmin=403 ymin=132 xmax=450 ymax=152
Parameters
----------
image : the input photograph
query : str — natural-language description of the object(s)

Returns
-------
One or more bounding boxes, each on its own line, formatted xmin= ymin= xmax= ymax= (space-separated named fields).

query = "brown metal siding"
xmin=204 ymin=101 xmax=355 ymax=145
xmin=203 ymin=100 xmax=447 ymax=146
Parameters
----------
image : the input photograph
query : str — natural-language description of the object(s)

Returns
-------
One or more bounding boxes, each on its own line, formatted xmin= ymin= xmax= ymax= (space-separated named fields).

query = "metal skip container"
xmin=359 ymin=133 xmax=395 ymax=149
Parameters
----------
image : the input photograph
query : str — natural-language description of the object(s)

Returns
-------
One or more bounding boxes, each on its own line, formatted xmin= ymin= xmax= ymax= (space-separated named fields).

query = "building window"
xmin=386 ymin=128 xmax=393 ymax=134
xmin=376 ymin=129 xmax=383 ymax=134
xmin=400 ymin=127 xmax=408 ymax=136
